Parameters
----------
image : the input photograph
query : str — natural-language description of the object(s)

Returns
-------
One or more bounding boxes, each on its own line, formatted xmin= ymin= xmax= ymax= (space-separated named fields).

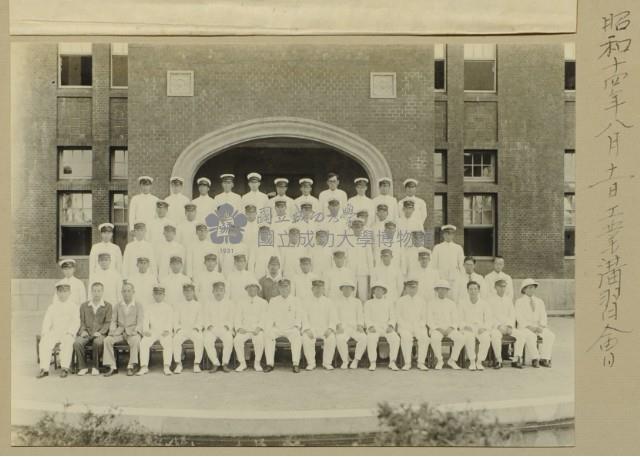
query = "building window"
xmin=463 ymin=194 xmax=496 ymax=257
xmin=564 ymin=149 xmax=576 ymax=183
xmin=59 ymin=192 xmax=92 ymax=257
xmin=434 ymin=44 xmax=446 ymax=91
xmin=111 ymin=43 xmax=128 ymax=88
xmin=434 ymin=149 xmax=447 ymax=183
xmin=111 ymin=192 xmax=129 ymax=251
xmin=564 ymin=43 xmax=576 ymax=91
xmin=464 ymin=150 xmax=496 ymax=182
xmin=58 ymin=148 xmax=92 ymax=179
xmin=433 ymin=193 xmax=447 ymax=243
xmin=58 ymin=43 xmax=92 ymax=87
xmin=464 ymin=44 xmax=496 ymax=92
xmin=564 ymin=193 xmax=576 ymax=257
xmin=110 ymin=148 xmax=128 ymax=180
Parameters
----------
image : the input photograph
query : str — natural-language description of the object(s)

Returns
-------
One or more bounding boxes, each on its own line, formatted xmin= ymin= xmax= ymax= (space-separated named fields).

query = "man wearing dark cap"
xmin=138 ymin=284 xmax=174 ymax=376
xmin=194 ymin=250 xmax=225 ymax=305
xmin=122 ymin=221 xmax=157 ymax=280
xmin=54 ymin=259 xmax=87 ymax=308
xmin=127 ymin=256 xmax=156 ymax=307
xmin=172 ymin=282 xmax=204 ymax=374
xmin=186 ymin=222 xmax=214 ymax=279
xmin=89 ymin=252 xmax=122 ymax=306
xmin=263 ymin=278 xmax=307 ymax=373
xmin=202 ymin=281 xmax=234 ymax=373
xmin=148 ymin=200 xmax=176 ymax=256
xmin=89 ymin=222 xmax=123 ymax=276
xmin=301 ymin=279 xmax=337 ymax=370
xmin=177 ymin=202 xmax=199 ymax=248
xmin=161 ymin=255 xmax=190 ymax=310
xmin=156 ymin=222 xmax=186 ymax=279
xmin=165 ymin=177 xmax=190 ymax=224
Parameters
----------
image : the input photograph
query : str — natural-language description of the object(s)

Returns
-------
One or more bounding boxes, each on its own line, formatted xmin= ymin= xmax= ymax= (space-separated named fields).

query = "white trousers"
xmin=366 ymin=327 xmax=400 ymax=363
xmin=462 ymin=329 xmax=501 ymax=362
xmin=233 ymin=331 xmax=265 ymax=365
xmin=336 ymin=327 xmax=367 ymax=362
xmin=140 ymin=334 xmax=173 ymax=367
xmin=264 ymin=327 xmax=302 ymax=366
xmin=203 ymin=327 xmax=233 ymax=366
xmin=355 ymin=275 xmax=369 ymax=302
xmin=39 ymin=332 xmax=74 ymax=371
xmin=301 ymin=331 xmax=336 ymax=367
xmin=521 ymin=327 xmax=555 ymax=360
xmin=173 ymin=329 xmax=204 ymax=365
xmin=398 ymin=326 xmax=430 ymax=366
xmin=495 ymin=326 xmax=525 ymax=359
xmin=430 ymin=328 xmax=464 ymax=361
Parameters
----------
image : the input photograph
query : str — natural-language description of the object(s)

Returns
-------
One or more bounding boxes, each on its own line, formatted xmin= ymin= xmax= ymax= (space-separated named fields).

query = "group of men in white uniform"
xmin=36 ymin=172 xmax=555 ymax=378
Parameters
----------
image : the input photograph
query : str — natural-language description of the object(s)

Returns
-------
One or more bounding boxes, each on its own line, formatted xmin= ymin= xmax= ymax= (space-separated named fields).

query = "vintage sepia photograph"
xmin=10 ymin=39 xmax=576 ymax=447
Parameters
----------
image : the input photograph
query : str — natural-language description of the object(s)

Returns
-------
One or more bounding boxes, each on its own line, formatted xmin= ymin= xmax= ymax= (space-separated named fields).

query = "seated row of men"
xmin=37 ymin=268 xmax=555 ymax=378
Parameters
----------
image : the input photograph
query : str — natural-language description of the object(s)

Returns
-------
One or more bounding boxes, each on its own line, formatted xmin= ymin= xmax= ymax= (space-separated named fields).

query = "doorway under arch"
xmin=170 ymin=117 xmax=394 ymax=198
xmin=193 ymin=137 xmax=369 ymax=198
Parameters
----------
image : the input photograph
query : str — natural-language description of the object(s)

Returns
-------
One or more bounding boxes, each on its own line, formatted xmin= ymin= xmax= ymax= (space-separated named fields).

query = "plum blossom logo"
xmin=205 ymin=203 xmax=247 ymax=244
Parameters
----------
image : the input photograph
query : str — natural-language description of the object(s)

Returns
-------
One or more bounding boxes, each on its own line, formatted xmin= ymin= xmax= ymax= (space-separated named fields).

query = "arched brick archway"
xmin=171 ymin=117 xmax=393 ymax=197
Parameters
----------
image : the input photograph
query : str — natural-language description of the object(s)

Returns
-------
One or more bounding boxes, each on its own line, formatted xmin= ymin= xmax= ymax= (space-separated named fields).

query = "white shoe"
xmin=402 ymin=364 xmax=411 ymax=371
xmin=323 ymin=364 xmax=334 ymax=371
xmin=369 ymin=363 xmax=376 ymax=371
xmin=435 ymin=359 xmax=443 ymax=370
xmin=254 ymin=364 xmax=263 ymax=372
xmin=341 ymin=362 xmax=349 ymax=370
xmin=173 ymin=363 xmax=183 ymax=374
xmin=389 ymin=361 xmax=399 ymax=371
xmin=477 ymin=361 xmax=485 ymax=371
xmin=469 ymin=361 xmax=477 ymax=371
xmin=349 ymin=359 xmax=359 ymax=369
xmin=417 ymin=363 xmax=428 ymax=371
xmin=136 ymin=366 xmax=148 ymax=376
xmin=193 ymin=365 xmax=201 ymax=373
xmin=91 ymin=368 xmax=99 ymax=376
xmin=163 ymin=366 xmax=172 ymax=376
xmin=236 ymin=364 xmax=247 ymax=372
xmin=306 ymin=364 xmax=316 ymax=371
xmin=447 ymin=360 xmax=461 ymax=370
xmin=77 ymin=368 xmax=88 ymax=376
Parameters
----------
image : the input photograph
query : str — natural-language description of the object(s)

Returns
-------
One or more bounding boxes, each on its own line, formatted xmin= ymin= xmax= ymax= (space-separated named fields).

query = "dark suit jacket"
xmin=78 ymin=301 xmax=113 ymax=336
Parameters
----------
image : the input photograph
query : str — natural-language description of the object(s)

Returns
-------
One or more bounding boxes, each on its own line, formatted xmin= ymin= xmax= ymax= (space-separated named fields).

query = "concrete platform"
xmin=12 ymin=310 xmax=574 ymax=442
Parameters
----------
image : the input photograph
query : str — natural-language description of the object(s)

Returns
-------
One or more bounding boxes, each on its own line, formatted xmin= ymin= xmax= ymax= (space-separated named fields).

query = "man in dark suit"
xmin=73 ymin=282 xmax=113 ymax=376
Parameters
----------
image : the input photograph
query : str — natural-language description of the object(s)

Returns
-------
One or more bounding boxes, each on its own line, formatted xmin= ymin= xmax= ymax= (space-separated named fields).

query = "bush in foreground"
xmin=14 ymin=406 xmax=192 ymax=446
xmin=373 ymin=402 xmax=519 ymax=446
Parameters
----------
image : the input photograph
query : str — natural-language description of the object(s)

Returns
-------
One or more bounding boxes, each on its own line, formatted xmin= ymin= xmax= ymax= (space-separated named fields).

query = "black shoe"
xmin=209 ymin=365 xmax=219 ymax=373
xmin=264 ymin=365 xmax=274 ymax=373
xmin=222 ymin=365 xmax=231 ymax=373
xmin=104 ymin=368 xmax=118 ymax=377
xmin=511 ymin=358 xmax=524 ymax=369
xmin=494 ymin=361 xmax=502 ymax=369
xmin=126 ymin=367 xmax=135 ymax=376
xmin=540 ymin=359 xmax=552 ymax=367
xmin=292 ymin=365 xmax=300 ymax=373
xmin=36 ymin=369 xmax=48 ymax=379
xmin=532 ymin=359 xmax=539 ymax=368
xmin=60 ymin=369 xmax=69 ymax=378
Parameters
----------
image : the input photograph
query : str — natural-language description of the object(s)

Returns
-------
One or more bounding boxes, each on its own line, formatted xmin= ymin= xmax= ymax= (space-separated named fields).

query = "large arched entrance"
xmin=171 ymin=117 xmax=393 ymax=198
xmin=193 ymin=137 xmax=368 ymax=198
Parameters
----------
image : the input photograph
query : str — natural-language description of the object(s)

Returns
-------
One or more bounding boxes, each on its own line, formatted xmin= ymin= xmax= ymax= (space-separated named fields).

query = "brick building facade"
xmin=11 ymin=41 xmax=576 ymax=310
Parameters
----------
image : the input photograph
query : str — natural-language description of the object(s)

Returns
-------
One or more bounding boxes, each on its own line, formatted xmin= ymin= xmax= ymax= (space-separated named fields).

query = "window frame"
xmin=110 ymin=191 xmax=130 ymax=251
xmin=58 ymin=147 xmax=93 ymax=180
xmin=463 ymin=44 xmax=497 ymax=93
xmin=564 ymin=42 xmax=576 ymax=92
xmin=434 ymin=149 xmax=447 ymax=183
xmin=564 ymin=149 xmax=576 ymax=184
xmin=110 ymin=43 xmax=129 ymax=89
xmin=58 ymin=191 xmax=93 ymax=259
xmin=433 ymin=193 xmax=448 ymax=245
xmin=58 ymin=43 xmax=93 ymax=88
xmin=564 ymin=193 xmax=576 ymax=258
xmin=463 ymin=193 xmax=497 ymax=258
xmin=110 ymin=147 xmax=129 ymax=180
xmin=434 ymin=43 xmax=447 ymax=92
xmin=463 ymin=149 xmax=497 ymax=183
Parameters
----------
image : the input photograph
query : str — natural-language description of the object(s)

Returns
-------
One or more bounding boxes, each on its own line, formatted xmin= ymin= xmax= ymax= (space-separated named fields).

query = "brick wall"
xmin=12 ymin=41 xmax=575 ymax=294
